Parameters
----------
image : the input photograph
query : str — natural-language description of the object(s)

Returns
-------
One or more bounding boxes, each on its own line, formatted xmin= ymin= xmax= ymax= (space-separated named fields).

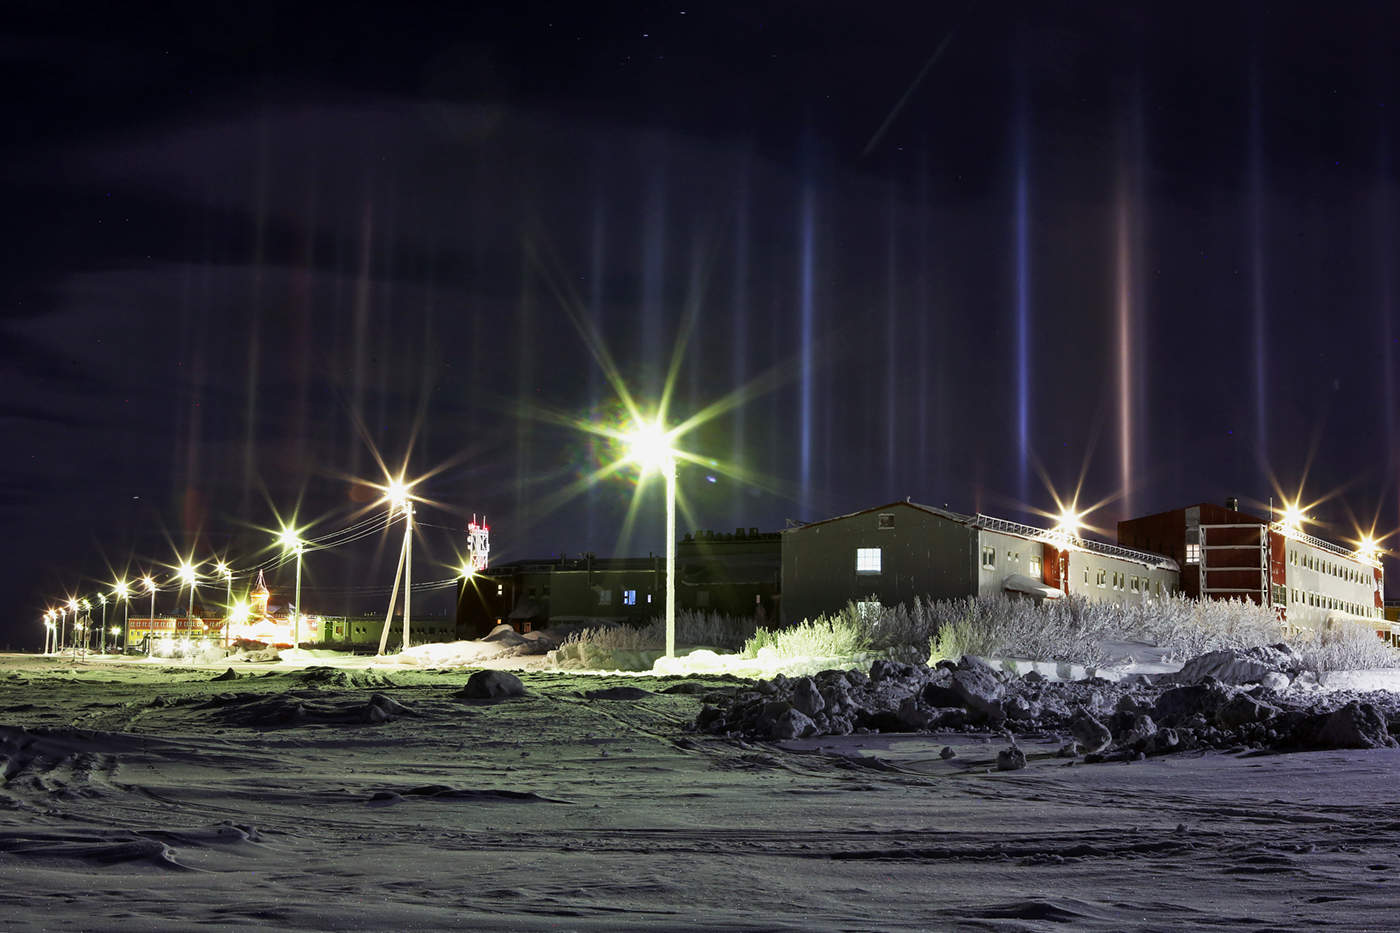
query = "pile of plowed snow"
xmin=695 ymin=645 xmax=1400 ymax=759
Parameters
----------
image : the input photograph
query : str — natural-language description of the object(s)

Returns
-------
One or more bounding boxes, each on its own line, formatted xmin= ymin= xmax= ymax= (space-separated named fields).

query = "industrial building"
xmin=1119 ymin=500 xmax=1385 ymax=634
xmin=780 ymin=500 xmax=1179 ymax=625
xmin=456 ymin=529 xmax=781 ymax=638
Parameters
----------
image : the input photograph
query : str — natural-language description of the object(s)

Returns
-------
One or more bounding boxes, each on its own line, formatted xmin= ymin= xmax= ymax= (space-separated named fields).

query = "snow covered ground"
xmin=2 ymin=651 xmax=1398 ymax=930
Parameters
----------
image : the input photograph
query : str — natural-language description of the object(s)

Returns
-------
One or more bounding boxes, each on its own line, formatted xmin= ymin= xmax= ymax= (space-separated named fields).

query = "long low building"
xmin=781 ymin=500 xmax=1180 ymax=625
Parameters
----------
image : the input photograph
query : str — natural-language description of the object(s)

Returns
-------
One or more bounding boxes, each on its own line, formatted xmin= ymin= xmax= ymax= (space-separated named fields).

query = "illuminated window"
xmin=1185 ymin=544 xmax=1200 ymax=565
xmin=1029 ymin=556 xmax=1042 ymax=577
xmin=856 ymin=548 xmax=882 ymax=574
xmin=1130 ymin=576 xmax=1140 ymax=593
xmin=981 ymin=546 xmax=996 ymax=570
xmin=1096 ymin=569 xmax=1107 ymax=588
xmin=623 ymin=589 xmax=637 ymax=606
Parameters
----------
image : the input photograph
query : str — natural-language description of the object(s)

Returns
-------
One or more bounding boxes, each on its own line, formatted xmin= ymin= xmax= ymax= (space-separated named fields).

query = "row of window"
xmin=977 ymin=546 xmax=1043 ymax=576
xmin=1083 ymin=567 xmax=1167 ymax=596
xmin=1283 ymin=587 xmax=1379 ymax=618
xmin=1289 ymin=549 xmax=1370 ymax=584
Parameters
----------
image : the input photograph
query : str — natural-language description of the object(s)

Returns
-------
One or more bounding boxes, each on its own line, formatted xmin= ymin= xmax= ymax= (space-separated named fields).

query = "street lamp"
xmin=279 ymin=526 xmax=305 ymax=648
xmin=178 ymin=562 xmax=198 ymax=648
xmin=80 ymin=598 xmax=92 ymax=655
xmin=97 ymin=593 xmax=108 ymax=654
xmin=143 ymin=575 xmax=157 ymax=656
xmin=377 ymin=480 xmax=416 ymax=656
xmin=67 ymin=598 xmax=80 ymax=660
xmin=114 ymin=579 xmax=131 ymax=654
xmin=42 ymin=611 xmax=55 ymax=654
xmin=216 ymin=561 xmax=233 ymax=647
xmin=625 ymin=419 xmax=678 ymax=658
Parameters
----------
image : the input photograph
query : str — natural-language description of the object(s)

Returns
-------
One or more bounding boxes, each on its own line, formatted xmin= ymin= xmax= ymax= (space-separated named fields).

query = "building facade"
xmin=456 ymin=529 xmax=782 ymax=637
xmin=781 ymin=501 xmax=1179 ymax=625
xmin=1118 ymin=501 xmax=1385 ymax=633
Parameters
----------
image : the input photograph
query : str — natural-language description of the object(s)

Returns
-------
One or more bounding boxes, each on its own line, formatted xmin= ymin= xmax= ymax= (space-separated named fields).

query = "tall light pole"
xmin=279 ymin=527 xmax=305 ymax=647
xmin=114 ymin=580 xmax=130 ymax=654
xmin=625 ymin=420 xmax=678 ymax=658
xmin=43 ymin=611 xmax=54 ymax=654
xmin=377 ymin=481 xmax=415 ymax=655
xmin=97 ymin=593 xmax=108 ymax=654
xmin=216 ymin=561 xmax=233 ymax=648
xmin=67 ymin=598 xmax=79 ymax=659
xmin=178 ymin=562 xmax=198 ymax=650
xmin=143 ymin=575 xmax=157 ymax=656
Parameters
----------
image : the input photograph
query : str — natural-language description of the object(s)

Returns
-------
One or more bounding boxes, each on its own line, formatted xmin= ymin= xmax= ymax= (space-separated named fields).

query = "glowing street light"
xmin=1279 ymin=502 xmax=1306 ymax=534
xmin=376 ymin=478 xmax=417 ymax=656
xmin=177 ymin=561 xmax=199 ymax=645
xmin=114 ymin=579 xmax=131 ymax=654
xmin=626 ymin=419 xmax=679 ymax=658
xmin=97 ymin=592 xmax=108 ymax=654
xmin=216 ymin=561 xmax=233 ymax=647
xmin=42 ymin=611 xmax=55 ymax=654
xmin=279 ymin=526 xmax=305 ymax=647
xmin=143 ymin=575 xmax=157 ymax=656
xmin=1357 ymin=536 xmax=1382 ymax=566
xmin=67 ymin=598 xmax=79 ymax=659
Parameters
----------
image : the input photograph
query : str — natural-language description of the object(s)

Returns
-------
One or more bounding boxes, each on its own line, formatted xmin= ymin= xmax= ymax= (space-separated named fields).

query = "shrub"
xmin=1291 ymin=618 xmax=1400 ymax=671
xmin=741 ymin=608 xmax=871 ymax=659
xmin=558 ymin=610 xmax=758 ymax=654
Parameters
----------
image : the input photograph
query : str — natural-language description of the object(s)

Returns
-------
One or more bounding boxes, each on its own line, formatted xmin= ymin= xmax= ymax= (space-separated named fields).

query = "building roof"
xmin=786 ymin=498 xmax=1179 ymax=572
xmin=782 ymin=499 xmax=973 ymax=533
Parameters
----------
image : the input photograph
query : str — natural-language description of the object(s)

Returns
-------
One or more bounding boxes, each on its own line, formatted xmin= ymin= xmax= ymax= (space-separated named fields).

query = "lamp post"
xmin=625 ymin=420 xmax=678 ymax=658
xmin=377 ymin=481 xmax=416 ymax=656
xmin=80 ymin=598 xmax=91 ymax=655
xmin=178 ymin=562 xmax=198 ymax=651
xmin=143 ymin=575 xmax=157 ymax=656
xmin=114 ymin=580 xmax=130 ymax=654
xmin=43 ymin=611 xmax=54 ymax=654
xmin=97 ymin=593 xmax=108 ymax=654
xmin=216 ymin=561 xmax=233 ymax=648
xmin=67 ymin=598 xmax=79 ymax=660
xmin=279 ymin=527 xmax=305 ymax=648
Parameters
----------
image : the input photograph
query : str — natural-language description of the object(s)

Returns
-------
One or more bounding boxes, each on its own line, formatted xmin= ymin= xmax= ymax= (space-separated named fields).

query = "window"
xmin=856 ymin=547 xmax=883 ymax=574
xmin=878 ymin=512 xmax=895 ymax=530
xmin=597 ymin=589 xmax=613 ymax=606
xmin=981 ymin=546 xmax=996 ymax=570
xmin=1096 ymin=569 xmax=1107 ymax=588
xmin=1029 ymin=556 xmax=1042 ymax=577
xmin=496 ymin=584 xmax=503 ymax=596
xmin=623 ymin=589 xmax=637 ymax=606
xmin=1130 ymin=576 xmax=1140 ymax=593
xmin=1007 ymin=550 xmax=1019 ymax=562
xmin=1185 ymin=543 xmax=1200 ymax=565
xmin=1083 ymin=569 xmax=1090 ymax=584
xmin=1156 ymin=581 xmax=1164 ymax=596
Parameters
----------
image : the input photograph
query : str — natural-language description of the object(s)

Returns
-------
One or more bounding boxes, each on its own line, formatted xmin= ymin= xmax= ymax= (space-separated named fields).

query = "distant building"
xmin=457 ymin=528 xmax=781 ymax=637
xmin=781 ymin=500 xmax=1179 ymax=625
xmin=1118 ymin=500 xmax=1385 ymax=634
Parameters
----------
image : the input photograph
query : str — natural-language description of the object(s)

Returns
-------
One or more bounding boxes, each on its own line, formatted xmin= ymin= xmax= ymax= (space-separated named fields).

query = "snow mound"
xmin=383 ymin=640 xmax=507 ymax=668
xmin=289 ymin=666 xmax=397 ymax=689
xmin=457 ymin=670 xmax=526 ymax=699
xmin=204 ymin=691 xmax=419 ymax=727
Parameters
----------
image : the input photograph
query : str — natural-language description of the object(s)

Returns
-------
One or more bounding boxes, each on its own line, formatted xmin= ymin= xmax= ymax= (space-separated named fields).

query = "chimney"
xmin=1225 ymin=496 xmax=1239 ymax=512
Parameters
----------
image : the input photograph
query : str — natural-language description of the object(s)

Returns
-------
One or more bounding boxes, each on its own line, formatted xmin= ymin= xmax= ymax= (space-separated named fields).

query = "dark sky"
xmin=4 ymin=2 xmax=1398 ymax=645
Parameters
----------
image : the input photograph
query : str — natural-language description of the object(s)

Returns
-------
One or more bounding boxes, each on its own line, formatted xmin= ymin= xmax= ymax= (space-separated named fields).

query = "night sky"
xmin=4 ymin=2 xmax=1398 ymax=646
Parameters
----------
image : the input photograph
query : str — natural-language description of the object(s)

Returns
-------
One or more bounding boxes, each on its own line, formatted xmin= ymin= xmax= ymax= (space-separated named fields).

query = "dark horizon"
xmin=4 ymin=2 xmax=1398 ymax=646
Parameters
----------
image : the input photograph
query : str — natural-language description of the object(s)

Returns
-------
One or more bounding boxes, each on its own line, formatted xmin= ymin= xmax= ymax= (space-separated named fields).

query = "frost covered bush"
xmin=741 ymin=609 xmax=871 ymax=660
xmin=1291 ymin=619 xmax=1400 ymax=671
xmin=922 ymin=595 xmax=1113 ymax=666
xmin=561 ymin=611 xmax=758 ymax=654
xmin=1121 ymin=594 xmax=1283 ymax=659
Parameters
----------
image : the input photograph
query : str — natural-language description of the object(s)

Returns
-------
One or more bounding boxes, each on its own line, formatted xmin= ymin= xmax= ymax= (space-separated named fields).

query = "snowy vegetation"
xmin=558 ymin=594 xmax=1400 ymax=673
xmin=559 ymin=610 xmax=758 ymax=654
